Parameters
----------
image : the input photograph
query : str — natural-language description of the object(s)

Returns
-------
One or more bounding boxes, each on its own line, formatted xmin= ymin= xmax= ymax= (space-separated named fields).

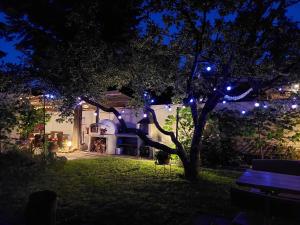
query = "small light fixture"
xmin=206 ymin=66 xmax=211 ymax=71
xmin=263 ymin=105 xmax=268 ymax=109
xmin=226 ymin=86 xmax=232 ymax=91
xmin=241 ymin=110 xmax=246 ymax=114
xmin=143 ymin=113 xmax=147 ymax=118
xmin=294 ymin=84 xmax=299 ymax=89
xmin=213 ymin=88 xmax=217 ymax=91
xmin=150 ymin=99 xmax=154 ymax=103
xmin=189 ymin=98 xmax=194 ymax=103
xmin=292 ymin=104 xmax=298 ymax=109
xmin=222 ymin=100 xmax=226 ymax=104
xmin=278 ymin=87 xmax=282 ymax=91
xmin=118 ymin=115 xmax=122 ymax=119
xmin=67 ymin=141 xmax=72 ymax=147
xmin=254 ymin=102 xmax=260 ymax=107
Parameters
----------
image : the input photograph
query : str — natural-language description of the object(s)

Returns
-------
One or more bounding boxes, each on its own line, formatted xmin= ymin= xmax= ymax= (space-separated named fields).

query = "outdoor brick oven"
xmin=88 ymin=119 xmax=117 ymax=154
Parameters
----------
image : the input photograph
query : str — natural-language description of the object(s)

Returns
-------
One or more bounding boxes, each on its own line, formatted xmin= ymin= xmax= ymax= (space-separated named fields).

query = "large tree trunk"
xmin=72 ymin=105 xmax=82 ymax=150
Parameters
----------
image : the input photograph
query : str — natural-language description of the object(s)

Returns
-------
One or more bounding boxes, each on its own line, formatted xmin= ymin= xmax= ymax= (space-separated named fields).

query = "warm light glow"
xmin=94 ymin=112 xmax=97 ymax=116
xmin=67 ymin=141 xmax=72 ymax=147
xmin=294 ymin=84 xmax=299 ymax=89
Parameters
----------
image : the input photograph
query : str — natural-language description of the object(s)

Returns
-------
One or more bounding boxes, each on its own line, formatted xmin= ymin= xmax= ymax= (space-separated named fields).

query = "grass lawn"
xmin=2 ymin=154 xmax=293 ymax=225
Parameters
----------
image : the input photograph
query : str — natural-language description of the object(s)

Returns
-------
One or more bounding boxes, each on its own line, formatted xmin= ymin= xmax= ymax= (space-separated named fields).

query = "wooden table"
xmin=236 ymin=169 xmax=300 ymax=195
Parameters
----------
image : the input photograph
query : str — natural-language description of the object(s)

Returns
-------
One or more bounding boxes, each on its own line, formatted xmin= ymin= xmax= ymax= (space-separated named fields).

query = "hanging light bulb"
xmin=206 ymin=66 xmax=211 ymax=71
xmin=121 ymin=110 xmax=125 ymax=114
xmin=241 ymin=110 xmax=246 ymax=115
xmin=292 ymin=104 xmax=298 ymax=109
xmin=94 ymin=112 xmax=97 ymax=116
xmin=213 ymin=88 xmax=217 ymax=91
xmin=294 ymin=84 xmax=299 ymax=89
xmin=226 ymin=86 xmax=232 ymax=91
xmin=182 ymin=105 xmax=186 ymax=109
xmin=118 ymin=115 xmax=122 ymax=119
xmin=263 ymin=105 xmax=268 ymax=109
xmin=150 ymin=99 xmax=154 ymax=103
xmin=189 ymin=98 xmax=194 ymax=103
xmin=278 ymin=87 xmax=282 ymax=91
xmin=254 ymin=102 xmax=260 ymax=107
xmin=143 ymin=113 xmax=147 ymax=118
xmin=222 ymin=100 xmax=226 ymax=104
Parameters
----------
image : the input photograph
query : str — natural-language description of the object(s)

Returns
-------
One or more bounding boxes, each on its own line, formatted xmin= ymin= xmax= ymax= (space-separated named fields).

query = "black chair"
xmin=252 ymin=159 xmax=300 ymax=176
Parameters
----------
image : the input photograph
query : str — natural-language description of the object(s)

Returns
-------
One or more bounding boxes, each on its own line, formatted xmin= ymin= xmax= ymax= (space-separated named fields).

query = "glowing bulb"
xmin=189 ymin=98 xmax=194 ymax=103
xmin=241 ymin=110 xmax=246 ymax=114
xmin=182 ymin=105 xmax=186 ymax=108
xmin=206 ymin=66 xmax=211 ymax=71
xmin=292 ymin=104 xmax=298 ymax=109
xmin=143 ymin=113 xmax=147 ymax=118
xmin=278 ymin=88 xmax=282 ymax=91
xmin=67 ymin=141 xmax=72 ymax=147
xmin=254 ymin=102 xmax=260 ymax=107
xmin=150 ymin=99 xmax=154 ymax=103
xmin=294 ymin=84 xmax=299 ymax=89
xmin=77 ymin=97 xmax=81 ymax=100
xmin=94 ymin=112 xmax=97 ymax=116
xmin=121 ymin=110 xmax=125 ymax=113
xmin=213 ymin=88 xmax=217 ymax=91
xmin=168 ymin=106 xmax=172 ymax=111
xmin=226 ymin=86 xmax=232 ymax=91
xmin=118 ymin=115 xmax=122 ymax=119
xmin=222 ymin=100 xmax=226 ymax=104
xmin=263 ymin=105 xmax=268 ymax=109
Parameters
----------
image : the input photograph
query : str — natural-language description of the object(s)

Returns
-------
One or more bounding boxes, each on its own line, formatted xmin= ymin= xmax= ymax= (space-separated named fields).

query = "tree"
xmin=1 ymin=0 xmax=299 ymax=180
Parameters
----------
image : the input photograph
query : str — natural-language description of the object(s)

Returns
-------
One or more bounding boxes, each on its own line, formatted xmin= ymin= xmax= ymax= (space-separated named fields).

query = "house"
xmin=27 ymin=89 xmax=300 ymax=159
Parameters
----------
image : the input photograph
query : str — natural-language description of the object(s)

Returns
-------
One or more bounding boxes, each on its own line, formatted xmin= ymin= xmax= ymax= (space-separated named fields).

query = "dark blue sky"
xmin=0 ymin=2 xmax=299 ymax=64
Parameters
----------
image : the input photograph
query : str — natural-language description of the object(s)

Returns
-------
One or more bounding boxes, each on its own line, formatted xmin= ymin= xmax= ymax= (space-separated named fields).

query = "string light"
xmin=150 ymin=99 xmax=155 ymax=103
xmin=263 ymin=105 xmax=268 ymax=109
xmin=278 ymin=87 xmax=283 ymax=91
xmin=143 ymin=113 xmax=147 ymax=118
xmin=241 ymin=110 xmax=246 ymax=115
xmin=291 ymin=104 xmax=298 ymax=109
xmin=254 ymin=102 xmax=260 ymax=107
xmin=226 ymin=86 xmax=232 ymax=91
xmin=189 ymin=98 xmax=194 ymax=103
xmin=294 ymin=84 xmax=299 ymax=89
xmin=94 ymin=112 xmax=97 ymax=116
xmin=213 ymin=88 xmax=217 ymax=91
xmin=222 ymin=100 xmax=226 ymax=104
xmin=77 ymin=97 xmax=81 ymax=100
xmin=121 ymin=110 xmax=125 ymax=113
xmin=118 ymin=115 xmax=122 ymax=119
xmin=206 ymin=66 xmax=211 ymax=71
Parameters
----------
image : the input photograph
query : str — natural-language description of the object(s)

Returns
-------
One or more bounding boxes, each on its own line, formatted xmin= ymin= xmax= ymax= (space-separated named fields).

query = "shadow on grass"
xmin=1 ymin=156 xmax=242 ymax=225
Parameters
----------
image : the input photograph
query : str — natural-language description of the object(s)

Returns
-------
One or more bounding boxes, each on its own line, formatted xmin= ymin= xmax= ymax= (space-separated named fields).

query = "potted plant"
xmin=155 ymin=150 xmax=170 ymax=165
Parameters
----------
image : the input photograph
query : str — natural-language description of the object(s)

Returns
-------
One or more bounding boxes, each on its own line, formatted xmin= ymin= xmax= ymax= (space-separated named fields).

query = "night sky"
xmin=0 ymin=3 xmax=299 ymax=64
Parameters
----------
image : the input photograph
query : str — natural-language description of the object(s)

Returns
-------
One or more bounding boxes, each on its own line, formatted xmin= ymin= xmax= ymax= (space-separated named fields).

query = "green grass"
xmin=0 ymin=156 xmax=242 ymax=225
